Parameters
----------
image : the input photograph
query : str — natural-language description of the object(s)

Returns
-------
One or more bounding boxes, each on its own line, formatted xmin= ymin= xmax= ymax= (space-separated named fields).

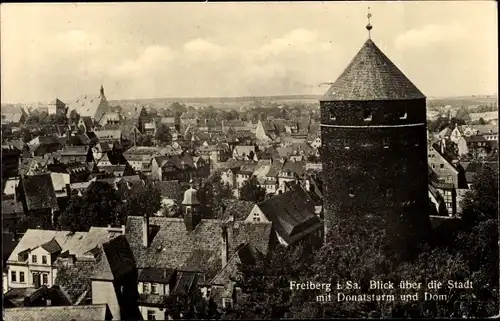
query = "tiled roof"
xmin=471 ymin=124 xmax=498 ymax=135
xmin=125 ymin=217 xmax=272 ymax=279
xmin=4 ymin=304 xmax=109 ymax=321
xmin=40 ymin=238 xmax=62 ymax=254
xmin=2 ymin=199 xmax=24 ymax=215
xmin=69 ymin=93 xmax=107 ymax=119
xmin=90 ymin=235 xmax=136 ymax=281
xmin=54 ymin=258 xmax=95 ymax=304
xmin=321 ymin=39 xmax=425 ymax=101
xmin=257 ymin=183 xmax=322 ymax=245
xmin=20 ymin=174 xmax=59 ymax=211
xmin=138 ymin=267 xmax=175 ymax=283
xmin=211 ymin=243 xmax=258 ymax=285
xmin=280 ymin=160 xmax=307 ymax=177
xmin=219 ymin=199 xmax=255 ymax=221
xmin=94 ymin=130 xmax=122 ymax=141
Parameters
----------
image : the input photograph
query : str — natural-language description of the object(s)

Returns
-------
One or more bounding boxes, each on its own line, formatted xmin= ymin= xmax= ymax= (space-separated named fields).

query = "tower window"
xmin=398 ymin=109 xmax=407 ymax=120
xmin=343 ymin=139 xmax=349 ymax=146
xmin=329 ymin=109 xmax=336 ymax=120
xmin=348 ymin=188 xmax=355 ymax=197
xmin=363 ymin=108 xmax=372 ymax=121
xmin=386 ymin=188 xmax=393 ymax=197
xmin=383 ymin=138 xmax=390 ymax=148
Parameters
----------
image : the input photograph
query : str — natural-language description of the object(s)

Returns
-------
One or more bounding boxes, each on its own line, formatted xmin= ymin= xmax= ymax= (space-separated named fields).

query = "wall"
xmin=245 ymin=205 xmax=270 ymax=223
xmin=320 ymin=99 xmax=429 ymax=241
xmin=92 ymin=280 xmax=121 ymax=320
xmin=7 ymin=264 xmax=30 ymax=290
xmin=139 ymin=306 xmax=166 ymax=320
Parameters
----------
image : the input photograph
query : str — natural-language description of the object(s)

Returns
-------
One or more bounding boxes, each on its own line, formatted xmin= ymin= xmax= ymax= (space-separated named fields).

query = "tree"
xmin=479 ymin=117 xmax=487 ymax=125
xmin=162 ymin=200 xmax=182 ymax=218
xmin=136 ymin=134 xmax=153 ymax=146
xmin=43 ymin=113 xmax=67 ymax=126
xmin=114 ymin=181 xmax=162 ymax=224
xmin=155 ymin=124 xmax=172 ymax=145
xmin=239 ymin=176 xmax=265 ymax=203
xmin=59 ymin=181 xmax=122 ymax=231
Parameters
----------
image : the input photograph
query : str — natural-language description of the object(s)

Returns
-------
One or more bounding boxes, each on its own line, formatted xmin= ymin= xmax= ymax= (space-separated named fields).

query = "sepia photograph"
xmin=1 ymin=2 xmax=498 ymax=320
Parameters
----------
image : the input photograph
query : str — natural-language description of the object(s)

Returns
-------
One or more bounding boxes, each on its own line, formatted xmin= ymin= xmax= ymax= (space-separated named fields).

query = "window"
xmin=32 ymin=255 xmax=37 ymax=263
xmin=398 ymin=109 xmax=407 ymax=120
xmin=42 ymin=256 xmax=47 ymax=264
xmin=329 ymin=109 xmax=336 ymax=120
xmin=363 ymin=108 xmax=372 ymax=121
xmin=152 ymin=283 xmax=158 ymax=294
xmin=348 ymin=188 xmax=355 ymax=197
xmin=383 ymin=138 xmax=389 ymax=147
xmin=20 ymin=272 xmax=25 ymax=283
xmin=386 ymin=188 xmax=393 ymax=197
xmin=343 ymin=139 xmax=349 ymax=147
xmin=432 ymin=164 xmax=436 ymax=169
xmin=11 ymin=271 xmax=16 ymax=282
xmin=147 ymin=310 xmax=156 ymax=320
xmin=143 ymin=283 xmax=150 ymax=293
xmin=222 ymin=298 xmax=233 ymax=309
xmin=447 ymin=175 xmax=453 ymax=183
xmin=440 ymin=164 xmax=444 ymax=169
xmin=42 ymin=274 xmax=48 ymax=285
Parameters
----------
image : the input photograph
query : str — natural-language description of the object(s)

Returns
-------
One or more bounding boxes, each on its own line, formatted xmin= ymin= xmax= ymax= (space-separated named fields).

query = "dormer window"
xmin=398 ymin=109 xmax=407 ymax=120
xmin=363 ymin=108 xmax=372 ymax=121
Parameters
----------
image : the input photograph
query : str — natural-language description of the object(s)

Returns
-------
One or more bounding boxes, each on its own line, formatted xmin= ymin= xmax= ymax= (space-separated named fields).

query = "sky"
xmin=1 ymin=2 xmax=497 ymax=104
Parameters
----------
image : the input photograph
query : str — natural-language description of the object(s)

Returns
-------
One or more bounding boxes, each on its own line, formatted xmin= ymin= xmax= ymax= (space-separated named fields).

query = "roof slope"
xmin=257 ymin=183 xmax=322 ymax=244
xmin=20 ymin=174 xmax=59 ymax=211
xmin=4 ymin=304 xmax=109 ymax=321
xmin=321 ymin=39 xmax=425 ymax=101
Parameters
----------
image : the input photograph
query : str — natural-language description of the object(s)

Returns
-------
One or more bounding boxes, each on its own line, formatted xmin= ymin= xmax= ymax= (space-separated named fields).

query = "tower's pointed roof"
xmin=321 ymin=39 xmax=425 ymax=101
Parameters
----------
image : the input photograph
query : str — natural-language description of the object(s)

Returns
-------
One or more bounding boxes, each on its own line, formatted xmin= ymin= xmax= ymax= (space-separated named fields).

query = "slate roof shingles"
xmin=4 ymin=304 xmax=109 ymax=321
xmin=321 ymin=39 xmax=425 ymax=101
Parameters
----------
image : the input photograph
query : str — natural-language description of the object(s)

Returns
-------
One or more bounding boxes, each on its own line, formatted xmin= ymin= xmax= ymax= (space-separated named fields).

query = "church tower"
xmin=320 ymin=11 xmax=429 ymax=247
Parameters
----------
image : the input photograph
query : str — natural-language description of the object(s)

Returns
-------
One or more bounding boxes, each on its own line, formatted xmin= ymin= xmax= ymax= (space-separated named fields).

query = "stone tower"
xmin=182 ymin=181 xmax=201 ymax=232
xmin=320 ymin=26 xmax=429 ymax=247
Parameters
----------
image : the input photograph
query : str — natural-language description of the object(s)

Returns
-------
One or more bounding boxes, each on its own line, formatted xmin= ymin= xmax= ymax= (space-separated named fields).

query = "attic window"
xmin=398 ymin=109 xmax=407 ymax=120
xmin=363 ymin=108 xmax=372 ymax=121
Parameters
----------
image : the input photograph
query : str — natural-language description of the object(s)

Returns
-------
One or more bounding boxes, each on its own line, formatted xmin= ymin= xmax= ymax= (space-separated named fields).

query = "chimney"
xmin=142 ymin=213 xmax=149 ymax=247
xmin=441 ymin=138 xmax=446 ymax=154
xmin=221 ymin=225 xmax=229 ymax=267
xmin=121 ymin=225 xmax=126 ymax=234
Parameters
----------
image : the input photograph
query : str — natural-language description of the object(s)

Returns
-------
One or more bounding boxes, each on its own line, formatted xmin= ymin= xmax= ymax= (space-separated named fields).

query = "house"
xmin=2 ymin=144 xmax=23 ymax=178
xmin=2 ymin=200 xmax=24 ymax=235
xmin=5 ymin=227 xmax=124 ymax=292
xmin=94 ymin=130 xmax=123 ymax=146
xmin=47 ymin=99 xmax=67 ymax=116
xmin=236 ymin=163 xmax=257 ymax=189
xmin=217 ymin=199 xmax=255 ymax=221
xmin=77 ymin=116 xmax=95 ymax=133
xmin=17 ymin=174 xmax=59 ymax=229
xmin=47 ymin=163 xmax=91 ymax=184
xmin=277 ymin=160 xmax=307 ymax=188
xmin=27 ymin=136 xmax=63 ymax=157
xmin=246 ymin=183 xmax=323 ymax=247
xmin=89 ymin=235 xmax=140 ymax=320
xmin=427 ymin=144 xmax=466 ymax=189
xmin=123 ymin=146 xmax=164 ymax=173
xmin=58 ymin=146 xmax=93 ymax=164
xmin=465 ymin=135 xmax=492 ymax=159
xmin=1 ymin=105 xmax=27 ymax=125
xmin=254 ymin=120 xmax=273 ymax=141
xmin=68 ymin=86 xmax=110 ymax=121
xmin=92 ymin=142 xmax=113 ymax=162
xmin=98 ymin=112 xmax=122 ymax=127
xmin=159 ymin=117 xmax=176 ymax=131
xmin=151 ymin=155 xmax=195 ymax=182
xmin=4 ymin=304 xmax=113 ymax=321
xmin=3 ymin=285 xmax=72 ymax=308
xmin=232 ymin=145 xmax=257 ymax=161
xmin=197 ymin=144 xmax=231 ymax=163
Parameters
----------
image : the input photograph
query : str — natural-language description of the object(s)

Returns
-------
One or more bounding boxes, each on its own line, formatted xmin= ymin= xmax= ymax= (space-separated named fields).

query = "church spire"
xmin=366 ymin=7 xmax=373 ymax=39
xmin=100 ymin=85 xmax=105 ymax=97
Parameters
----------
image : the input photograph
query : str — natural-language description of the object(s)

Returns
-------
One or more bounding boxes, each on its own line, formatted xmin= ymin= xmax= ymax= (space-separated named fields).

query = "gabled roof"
xmin=20 ymin=174 xmax=59 ymax=211
xmin=218 ymin=199 xmax=256 ymax=221
xmin=4 ymin=304 xmax=109 ymax=321
xmin=211 ymin=243 xmax=258 ymax=286
xmin=69 ymin=93 xmax=107 ymax=119
xmin=256 ymin=183 xmax=322 ymax=245
xmin=125 ymin=217 xmax=272 ymax=279
xmin=90 ymin=235 xmax=136 ymax=281
xmin=40 ymin=238 xmax=62 ymax=254
xmin=321 ymin=39 xmax=425 ymax=101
